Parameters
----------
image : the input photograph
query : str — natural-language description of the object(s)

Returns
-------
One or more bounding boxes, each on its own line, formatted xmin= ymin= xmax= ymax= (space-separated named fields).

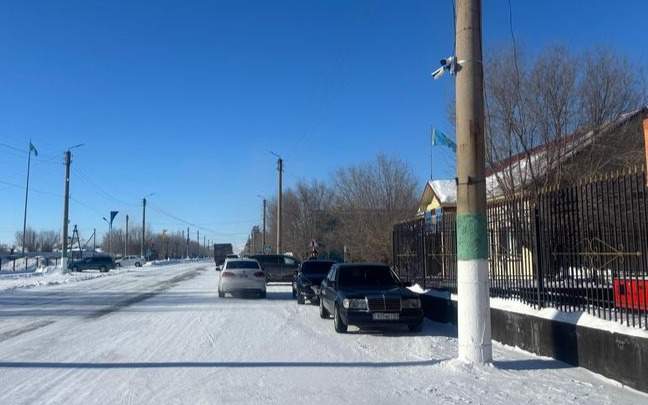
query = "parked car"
xmin=218 ymin=258 xmax=266 ymax=298
xmin=319 ymin=263 xmax=424 ymax=333
xmin=116 ymin=255 xmax=143 ymax=268
xmin=69 ymin=255 xmax=116 ymax=273
xmin=248 ymin=254 xmax=300 ymax=282
xmin=292 ymin=260 xmax=336 ymax=304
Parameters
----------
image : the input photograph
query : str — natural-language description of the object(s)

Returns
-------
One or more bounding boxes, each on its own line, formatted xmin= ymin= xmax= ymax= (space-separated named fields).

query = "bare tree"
xmin=578 ymin=47 xmax=645 ymax=129
xmin=333 ymin=154 xmax=417 ymax=263
xmin=259 ymin=154 xmax=417 ymax=263
xmin=14 ymin=227 xmax=37 ymax=252
xmin=482 ymin=44 xmax=646 ymax=197
xmin=37 ymin=231 xmax=59 ymax=252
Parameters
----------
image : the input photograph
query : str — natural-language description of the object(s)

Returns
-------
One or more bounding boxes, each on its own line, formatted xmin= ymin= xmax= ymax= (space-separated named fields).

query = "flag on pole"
xmin=29 ymin=141 xmax=38 ymax=156
xmin=110 ymin=211 xmax=119 ymax=226
xmin=431 ymin=128 xmax=457 ymax=153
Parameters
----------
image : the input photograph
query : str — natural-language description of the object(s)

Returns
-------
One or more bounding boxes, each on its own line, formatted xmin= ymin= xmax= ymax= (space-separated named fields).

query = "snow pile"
xmin=0 ymin=262 xmax=165 ymax=293
xmin=489 ymin=296 xmax=648 ymax=339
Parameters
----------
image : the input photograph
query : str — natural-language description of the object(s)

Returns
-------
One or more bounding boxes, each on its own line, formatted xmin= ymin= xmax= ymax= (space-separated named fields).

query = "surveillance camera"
xmin=431 ymin=66 xmax=446 ymax=80
xmin=432 ymin=56 xmax=458 ymax=80
xmin=440 ymin=56 xmax=456 ymax=67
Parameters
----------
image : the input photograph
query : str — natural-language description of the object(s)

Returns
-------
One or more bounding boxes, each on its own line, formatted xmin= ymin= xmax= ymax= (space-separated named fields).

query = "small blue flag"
xmin=29 ymin=141 xmax=38 ymax=156
xmin=431 ymin=128 xmax=457 ymax=152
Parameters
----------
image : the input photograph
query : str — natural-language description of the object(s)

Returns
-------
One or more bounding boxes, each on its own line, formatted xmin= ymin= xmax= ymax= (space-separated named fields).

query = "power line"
xmin=73 ymin=168 xmax=139 ymax=208
xmin=147 ymin=203 xmax=244 ymax=236
xmin=0 ymin=179 xmax=104 ymax=217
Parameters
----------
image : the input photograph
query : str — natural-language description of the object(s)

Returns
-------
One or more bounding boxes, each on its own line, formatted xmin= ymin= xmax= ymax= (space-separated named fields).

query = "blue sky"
xmin=1 ymin=0 xmax=647 ymax=248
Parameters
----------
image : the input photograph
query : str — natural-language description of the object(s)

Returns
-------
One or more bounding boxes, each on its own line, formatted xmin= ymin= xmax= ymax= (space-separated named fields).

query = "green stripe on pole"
xmin=457 ymin=213 xmax=489 ymax=261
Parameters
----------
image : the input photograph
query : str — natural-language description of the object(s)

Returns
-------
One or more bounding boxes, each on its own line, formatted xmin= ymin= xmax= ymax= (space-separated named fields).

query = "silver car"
xmin=116 ymin=255 xmax=143 ymax=268
xmin=218 ymin=258 xmax=266 ymax=298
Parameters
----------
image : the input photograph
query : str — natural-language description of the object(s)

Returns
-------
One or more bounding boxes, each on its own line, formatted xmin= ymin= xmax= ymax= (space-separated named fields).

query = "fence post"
xmin=422 ymin=219 xmax=427 ymax=290
xmin=534 ymin=206 xmax=544 ymax=308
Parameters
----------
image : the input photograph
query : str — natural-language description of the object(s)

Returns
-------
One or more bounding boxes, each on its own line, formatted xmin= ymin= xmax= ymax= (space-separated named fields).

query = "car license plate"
xmin=372 ymin=313 xmax=399 ymax=321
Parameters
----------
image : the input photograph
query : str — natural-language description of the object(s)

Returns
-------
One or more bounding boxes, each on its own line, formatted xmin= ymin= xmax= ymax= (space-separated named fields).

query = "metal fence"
xmin=393 ymin=167 xmax=648 ymax=329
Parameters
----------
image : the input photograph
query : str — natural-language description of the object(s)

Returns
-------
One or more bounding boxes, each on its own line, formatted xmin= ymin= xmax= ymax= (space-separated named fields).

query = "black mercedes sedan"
xmin=319 ymin=263 xmax=424 ymax=333
xmin=292 ymin=259 xmax=336 ymax=304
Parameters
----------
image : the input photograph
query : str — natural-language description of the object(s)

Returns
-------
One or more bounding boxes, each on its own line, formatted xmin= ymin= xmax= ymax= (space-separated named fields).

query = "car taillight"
xmin=254 ymin=271 xmax=265 ymax=278
xmin=221 ymin=271 xmax=235 ymax=278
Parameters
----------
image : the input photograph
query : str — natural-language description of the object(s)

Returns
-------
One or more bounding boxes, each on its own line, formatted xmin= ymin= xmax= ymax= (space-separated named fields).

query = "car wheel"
xmin=334 ymin=304 xmax=348 ymax=333
xmin=259 ymin=290 xmax=266 ymax=299
xmin=292 ymin=288 xmax=296 ymax=299
xmin=408 ymin=322 xmax=423 ymax=333
xmin=297 ymin=293 xmax=305 ymax=305
xmin=101 ymin=266 xmax=108 ymax=273
xmin=319 ymin=298 xmax=330 ymax=319
xmin=218 ymin=290 xmax=225 ymax=298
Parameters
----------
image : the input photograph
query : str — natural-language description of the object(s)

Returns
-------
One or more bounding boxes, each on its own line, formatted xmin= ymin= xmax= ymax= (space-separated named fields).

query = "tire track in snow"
xmin=86 ymin=267 xmax=206 ymax=319
xmin=0 ymin=320 xmax=55 ymax=344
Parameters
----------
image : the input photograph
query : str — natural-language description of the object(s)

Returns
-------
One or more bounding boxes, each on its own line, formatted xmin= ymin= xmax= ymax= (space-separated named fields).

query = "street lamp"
xmin=103 ymin=211 xmax=119 ymax=256
xmin=102 ymin=217 xmax=109 ymax=255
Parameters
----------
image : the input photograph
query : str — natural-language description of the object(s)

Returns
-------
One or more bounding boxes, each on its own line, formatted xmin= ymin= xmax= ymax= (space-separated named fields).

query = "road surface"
xmin=0 ymin=261 xmax=644 ymax=404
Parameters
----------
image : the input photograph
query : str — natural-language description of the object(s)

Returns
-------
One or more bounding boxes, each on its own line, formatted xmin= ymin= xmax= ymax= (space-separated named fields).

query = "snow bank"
xmin=411 ymin=286 xmax=648 ymax=339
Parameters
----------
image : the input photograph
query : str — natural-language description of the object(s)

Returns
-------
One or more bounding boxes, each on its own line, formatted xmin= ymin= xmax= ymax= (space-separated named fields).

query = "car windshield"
xmin=301 ymin=261 xmax=334 ymax=275
xmin=226 ymin=261 xmax=259 ymax=270
xmin=337 ymin=266 xmax=400 ymax=289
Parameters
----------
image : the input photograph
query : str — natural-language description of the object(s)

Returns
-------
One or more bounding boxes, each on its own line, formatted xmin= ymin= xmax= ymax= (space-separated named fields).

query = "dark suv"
xmin=248 ymin=254 xmax=300 ymax=282
xmin=69 ymin=256 xmax=116 ymax=272
xmin=319 ymin=263 xmax=424 ymax=333
xmin=292 ymin=260 xmax=336 ymax=304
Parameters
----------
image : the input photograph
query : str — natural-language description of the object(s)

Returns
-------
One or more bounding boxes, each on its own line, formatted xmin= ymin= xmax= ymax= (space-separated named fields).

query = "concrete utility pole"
xmin=276 ymin=157 xmax=283 ymax=254
xmin=262 ymin=198 xmax=267 ymax=249
xmin=197 ymin=230 xmax=200 ymax=257
xmin=185 ymin=227 xmax=189 ymax=258
xmin=141 ymin=198 xmax=147 ymax=259
xmin=93 ymin=228 xmax=96 ymax=251
xmin=455 ymin=0 xmax=492 ymax=363
xmin=125 ymin=215 xmax=129 ymax=257
xmin=61 ymin=150 xmax=71 ymax=271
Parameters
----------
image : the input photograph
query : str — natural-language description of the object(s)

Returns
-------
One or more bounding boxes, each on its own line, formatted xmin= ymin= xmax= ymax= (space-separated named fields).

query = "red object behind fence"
xmin=613 ymin=278 xmax=648 ymax=311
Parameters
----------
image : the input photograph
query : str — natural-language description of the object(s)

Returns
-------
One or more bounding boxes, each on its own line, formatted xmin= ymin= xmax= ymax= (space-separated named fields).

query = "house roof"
xmin=416 ymin=106 xmax=648 ymax=213
xmin=428 ymin=180 xmax=456 ymax=205
xmin=416 ymin=179 xmax=457 ymax=215
xmin=485 ymin=106 xmax=648 ymax=195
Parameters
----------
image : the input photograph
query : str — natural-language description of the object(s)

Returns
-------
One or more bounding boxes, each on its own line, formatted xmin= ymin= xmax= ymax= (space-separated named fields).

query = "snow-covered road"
xmin=0 ymin=262 xmax=644 ymax=404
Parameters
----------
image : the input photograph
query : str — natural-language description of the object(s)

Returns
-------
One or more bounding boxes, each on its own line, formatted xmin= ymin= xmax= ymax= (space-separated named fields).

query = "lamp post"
xmin=102 ymin=217 xmax=110 ymax=255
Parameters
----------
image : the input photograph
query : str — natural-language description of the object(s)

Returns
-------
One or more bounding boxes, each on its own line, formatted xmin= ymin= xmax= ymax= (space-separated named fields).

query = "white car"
xmin=116 ymin=255 xmax=143 ymax=268
xmin=218 ymin=258 xmax=266 ymax=298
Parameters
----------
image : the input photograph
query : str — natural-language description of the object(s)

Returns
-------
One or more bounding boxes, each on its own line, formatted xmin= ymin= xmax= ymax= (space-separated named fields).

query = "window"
xmin=284 ymin=257 xmax=297 ymax=266
xmin=337 ymin=266 xmax=400 ymax=289
xmin=301 ymin=261 xmax=334 ymax=275
xmin=226 ymin=261 xmax=260 ymax=270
